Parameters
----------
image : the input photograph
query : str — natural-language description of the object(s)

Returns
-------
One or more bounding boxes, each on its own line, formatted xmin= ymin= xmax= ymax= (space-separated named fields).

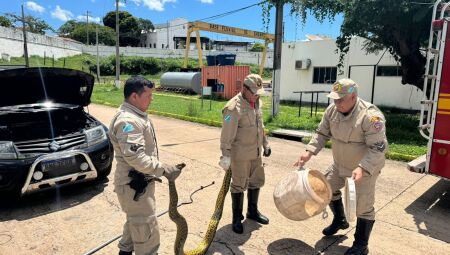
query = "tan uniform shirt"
xmin=306 ymin=98 xmax=388 ymax=175
xmin=109 ymin=102 xmax=165 ymax=186
xmin=220 ymin=93 xmax=268 ymax=161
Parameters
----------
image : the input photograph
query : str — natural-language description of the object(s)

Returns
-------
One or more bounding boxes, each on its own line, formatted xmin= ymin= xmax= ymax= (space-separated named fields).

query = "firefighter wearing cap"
xmin=109 ymin=76 xmax=182 ymax=255
xmin=219 ymin=74 xmax=271 ymax=234
xmin=294 ymin=78 xmax=388 ymax=255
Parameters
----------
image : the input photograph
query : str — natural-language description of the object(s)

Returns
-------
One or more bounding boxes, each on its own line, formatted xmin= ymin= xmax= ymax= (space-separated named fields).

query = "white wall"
xmin=280 ymin=40 xmax=343 ymax=103
xmin=0 ymin=26 xmax=82 ymax=59
xmin=214 ymin=44 xmax=249 ymax=52
xmin=82 ymin=46 xmax=274 ymax=67
xmin=348 ymin=37 xmax=423 ymax=110
xmin=143 ymin=18 xmax=191 ymax=49
xmin=280 ymin=37 xmax=424 ymax=110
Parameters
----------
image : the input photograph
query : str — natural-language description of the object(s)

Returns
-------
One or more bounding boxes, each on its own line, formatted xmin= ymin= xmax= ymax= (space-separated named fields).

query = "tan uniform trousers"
xmin=115 ymin=183 xmax=160 ymax=255
xmin=326 ymin=164 xmax=380 ymax=221
xmin=230 ymin=157 xmax=265 ymax=193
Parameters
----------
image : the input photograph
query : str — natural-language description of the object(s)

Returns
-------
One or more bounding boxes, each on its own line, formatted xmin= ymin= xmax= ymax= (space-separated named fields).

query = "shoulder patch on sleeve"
xmin=369 ymin=115 xmax=384 ymax=132
xmin=122 ymin=122 xmax=134 ymax=133
xmin=224 ymin=115 xmax=232 ymax=124
xmin=373 ymin=141 xmax=387 ymax=152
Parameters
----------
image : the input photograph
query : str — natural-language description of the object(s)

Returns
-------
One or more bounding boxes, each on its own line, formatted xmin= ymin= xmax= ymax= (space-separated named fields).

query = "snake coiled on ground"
xmin=168 ymin=168 xmax=232 ymax=255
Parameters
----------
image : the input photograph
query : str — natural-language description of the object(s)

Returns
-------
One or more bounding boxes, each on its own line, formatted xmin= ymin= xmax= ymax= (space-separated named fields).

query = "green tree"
xmin=72 ymin=23 xmax=116 ymax=46
xmin=58 ymin=20 xmax=78 ymax=36
xmin=250 ymin=42 xmax=265 ymax=52
xmin=138 ymin=18 xmax=154 ymax=33
xmin=103 ymin=11 xmax=141 ymax=46
xmin=6 ymin=13 xmax=53 ymax=34
xmin=58 ymin=21 xmax=116 ymax=46
xmin=263 ymin=0 xmax=434 ymax=89
xmin=0 ymin=15 xmax=13 ymax=27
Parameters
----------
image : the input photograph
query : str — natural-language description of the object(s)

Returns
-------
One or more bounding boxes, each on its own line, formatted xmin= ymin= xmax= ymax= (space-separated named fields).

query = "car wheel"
xmin=96 ymin=163 xmax=112 ymax=180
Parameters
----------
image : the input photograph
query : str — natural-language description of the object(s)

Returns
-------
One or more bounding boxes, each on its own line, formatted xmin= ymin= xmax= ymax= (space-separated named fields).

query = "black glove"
xmin=263 ymin=147 xmax=271 ymax=157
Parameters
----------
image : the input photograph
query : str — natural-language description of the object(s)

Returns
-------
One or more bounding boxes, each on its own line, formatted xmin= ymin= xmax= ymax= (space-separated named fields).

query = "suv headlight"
xmin=85 ymin=126 xmax=107 ymax=146
xmin=0 ymin=141 xmax=18 ymax=159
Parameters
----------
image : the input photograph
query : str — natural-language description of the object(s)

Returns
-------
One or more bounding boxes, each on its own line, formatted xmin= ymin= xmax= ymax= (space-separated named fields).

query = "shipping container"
xmin=201 ymin=65 xmax=250 ymax=99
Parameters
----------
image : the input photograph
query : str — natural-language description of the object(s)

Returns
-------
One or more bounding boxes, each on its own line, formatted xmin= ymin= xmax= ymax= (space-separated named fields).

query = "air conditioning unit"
xmin=295 ymin=59 xmax=311 ymax=70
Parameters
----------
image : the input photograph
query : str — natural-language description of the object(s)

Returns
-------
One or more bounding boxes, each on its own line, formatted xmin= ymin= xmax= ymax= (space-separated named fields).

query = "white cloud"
xmin=51 ymin=5 xmax=73 ymax=22
xmin=76 ymin=15 xmax=101 ymax=23
xmin=25 ymin=1 xmax=45 ymax=13
xmin=141 ymin=0 xmax=176 ymax=12
xmin=199 ymin=0 xmax=213 ymax=4
xmin=91 ymin=17 xmax=101 ymax=23
xmin=130 ymin=0 xmax=141 ymax=6
xmin=118 ymin=2 xmax=126 ymax=7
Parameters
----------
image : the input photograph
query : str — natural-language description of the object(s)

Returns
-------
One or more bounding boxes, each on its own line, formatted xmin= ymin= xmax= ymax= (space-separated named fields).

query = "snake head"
xmin=176 ymin=163 xmax=186 ymax=170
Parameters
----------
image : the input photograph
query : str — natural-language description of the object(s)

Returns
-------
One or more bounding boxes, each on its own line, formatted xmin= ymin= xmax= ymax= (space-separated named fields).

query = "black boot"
xmin=119 ymin=250 xmax=132 ymax=255
xmin=246 ymin=188 xmax=269 ymax=224
xmin=231 ymin=192 xmax=244 ymax=234
xmin=322 ymin=198 xmax=350 ymax=236
xmin=345 ymin=218 xmax=375 ymax=255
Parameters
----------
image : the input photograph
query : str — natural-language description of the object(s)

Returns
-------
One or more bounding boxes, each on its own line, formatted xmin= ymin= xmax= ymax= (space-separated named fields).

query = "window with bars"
xmin=312 ymin=67 xmax=337 ymax=84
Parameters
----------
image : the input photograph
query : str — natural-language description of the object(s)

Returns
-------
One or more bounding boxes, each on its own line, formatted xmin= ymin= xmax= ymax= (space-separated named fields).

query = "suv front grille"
xmin=15 ymin=133 xmax=86 ymax=155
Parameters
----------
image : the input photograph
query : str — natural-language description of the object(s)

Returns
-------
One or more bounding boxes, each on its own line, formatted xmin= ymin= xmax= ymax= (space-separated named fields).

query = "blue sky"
xmin=1 ymin=0 xmax=342 ymax=42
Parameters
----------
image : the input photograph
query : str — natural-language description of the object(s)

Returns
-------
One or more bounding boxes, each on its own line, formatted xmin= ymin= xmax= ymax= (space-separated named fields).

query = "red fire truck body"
xmin=408 ymin=0 xmax=450 ymax=180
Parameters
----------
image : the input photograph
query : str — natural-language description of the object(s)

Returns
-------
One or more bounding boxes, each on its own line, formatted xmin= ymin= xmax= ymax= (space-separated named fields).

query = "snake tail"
xmin=169 ymin=169 xmax=232 ymax=255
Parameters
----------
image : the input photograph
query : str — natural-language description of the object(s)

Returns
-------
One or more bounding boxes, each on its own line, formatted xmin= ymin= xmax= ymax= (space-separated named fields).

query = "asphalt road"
xmin=0 ymin=103 xmax=449 ymax=255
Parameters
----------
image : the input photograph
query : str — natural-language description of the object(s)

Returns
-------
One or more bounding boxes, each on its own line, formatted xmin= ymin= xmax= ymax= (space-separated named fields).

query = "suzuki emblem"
xmin=49 ymin=141 xmax=61 ymax=152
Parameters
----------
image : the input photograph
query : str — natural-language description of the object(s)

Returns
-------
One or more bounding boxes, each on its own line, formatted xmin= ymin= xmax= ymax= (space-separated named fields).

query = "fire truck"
xmin=407 ymin=0 xmax=450 ymax=180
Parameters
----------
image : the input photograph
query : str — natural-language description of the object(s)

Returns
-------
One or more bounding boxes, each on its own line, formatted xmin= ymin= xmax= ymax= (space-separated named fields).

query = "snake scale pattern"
xmin=168 ymin=169 xmax=232 ymax=255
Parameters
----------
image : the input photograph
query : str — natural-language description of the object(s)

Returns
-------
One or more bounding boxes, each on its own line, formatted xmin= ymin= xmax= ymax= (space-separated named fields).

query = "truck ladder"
xmin=419 ymin=0 xmax=450 ymax=139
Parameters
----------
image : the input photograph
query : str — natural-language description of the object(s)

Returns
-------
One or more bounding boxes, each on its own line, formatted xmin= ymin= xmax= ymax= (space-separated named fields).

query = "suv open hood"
xmin=0 ymin=67 xmax=95 ymax=107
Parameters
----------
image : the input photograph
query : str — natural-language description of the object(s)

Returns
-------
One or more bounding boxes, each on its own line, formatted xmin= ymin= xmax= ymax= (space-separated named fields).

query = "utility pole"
xmin=21 ymin=4 xmax=29 ymax=67
xmin=167 ymin=20 xmax=169 ymax=49
xmin=96 ymin=26 xmax=100 ymax=82
xmin=271 ymin=0 xmax=284 ymax=117
xmin=115 ymin=0 xmax=120 ymax=88
xmin=86 ymin=11 xmax=90 ymax=45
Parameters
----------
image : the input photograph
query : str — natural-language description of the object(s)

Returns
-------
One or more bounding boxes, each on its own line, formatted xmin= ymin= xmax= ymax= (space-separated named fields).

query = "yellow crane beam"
xmin=183 ymin=21 xmax=274 ymax=76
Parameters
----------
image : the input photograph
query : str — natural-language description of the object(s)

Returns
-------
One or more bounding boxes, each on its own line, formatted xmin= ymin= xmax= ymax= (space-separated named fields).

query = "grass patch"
xmin=91 ymin=83 xmax=426 ymax=162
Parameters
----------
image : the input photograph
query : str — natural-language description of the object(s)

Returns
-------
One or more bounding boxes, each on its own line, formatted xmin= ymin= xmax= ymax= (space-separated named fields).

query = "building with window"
xmin=139 ymin=18 xmax=254 ymax=52
xmin=139 ymin=18 xmax=192 ymax=49
xmin=280 ymin=37 xmax=424 ymax=110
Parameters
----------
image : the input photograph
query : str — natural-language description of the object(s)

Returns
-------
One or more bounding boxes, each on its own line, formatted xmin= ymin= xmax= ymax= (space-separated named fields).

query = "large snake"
xmin=168 ymin=165 xmax=232 ymax=255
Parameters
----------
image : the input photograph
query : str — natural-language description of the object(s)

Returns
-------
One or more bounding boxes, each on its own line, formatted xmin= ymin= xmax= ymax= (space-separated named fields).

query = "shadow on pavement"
xmin=0 ymin=178 xmax=108 ymax=222
xmin=314 ymin=234 xmax=349 ymax=255
xmin=405 ymin=179 xmax=450 ymax=243
xmin=267 ymin=238 xmax=316 ymax=255
xmin=207 ymin=219 xmax=262 ymax=255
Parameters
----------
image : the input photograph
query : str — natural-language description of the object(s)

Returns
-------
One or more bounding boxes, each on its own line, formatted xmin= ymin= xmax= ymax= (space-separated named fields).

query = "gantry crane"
xmin=183 ymin=21 xmax=275 ymax=76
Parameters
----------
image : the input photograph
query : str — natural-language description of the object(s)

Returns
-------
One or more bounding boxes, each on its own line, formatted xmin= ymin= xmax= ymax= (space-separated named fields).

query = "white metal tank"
xmin=160 ymin=72 xmax=202 ymax=94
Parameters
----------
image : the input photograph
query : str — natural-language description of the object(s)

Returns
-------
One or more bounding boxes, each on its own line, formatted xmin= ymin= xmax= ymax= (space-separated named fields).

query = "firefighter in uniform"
xmin=295 ymin=78 xmax=388 ymax=255
xmin=219 ymin=74 xmax=271 ymax=234
xmin=109 ymin=76 xmax=181 ymax=255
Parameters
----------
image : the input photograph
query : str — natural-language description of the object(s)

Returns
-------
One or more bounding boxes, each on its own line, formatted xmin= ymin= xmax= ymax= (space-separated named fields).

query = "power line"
xmin=155 ymin=0 xmax=270 ymax=31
